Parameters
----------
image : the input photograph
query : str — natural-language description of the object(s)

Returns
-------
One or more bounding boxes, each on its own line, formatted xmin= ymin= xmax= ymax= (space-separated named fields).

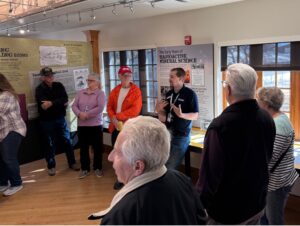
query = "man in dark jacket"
xmin=35 ymin=67 xmax=79 ymax=176
xmin=196 ymin=63 xmax=275 ymax=224
xmin=89 ymin=116 xmax=207 ymax=225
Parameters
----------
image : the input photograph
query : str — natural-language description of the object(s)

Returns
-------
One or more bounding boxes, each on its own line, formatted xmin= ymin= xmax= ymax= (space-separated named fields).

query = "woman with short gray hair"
xmin=257 ymin=87 xmax=298 ymax=225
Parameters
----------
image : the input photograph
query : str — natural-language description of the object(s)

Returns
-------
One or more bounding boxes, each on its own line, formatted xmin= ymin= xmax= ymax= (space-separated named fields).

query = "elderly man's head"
xmin=108 ymin=116 xmax=170 ymax=184
xmin=223 ymin=63 xmax=258 ymax=104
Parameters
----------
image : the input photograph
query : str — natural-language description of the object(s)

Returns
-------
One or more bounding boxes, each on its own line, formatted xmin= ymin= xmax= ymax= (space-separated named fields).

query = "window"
xmin=126 ymin=50 xmax=140 ymax=87
xmin=262 ymin=71 xmax=290 ymax=115
xmin=227 ymin=46 xmax=238 ymax=65
xmin=103 ymin=48 xmax=158 ymax=114
xmin=108 ymin=51 xmax=120 ymax=91
xmin=145 ymin=49 xmax=158 ymax=113
xmin=221 ymin=41 xmax=300 ymax=140
xmin=263 ymin=42 xmax=290 ymax=65
xmin=226 ymin=45 xmax=250 ymax=66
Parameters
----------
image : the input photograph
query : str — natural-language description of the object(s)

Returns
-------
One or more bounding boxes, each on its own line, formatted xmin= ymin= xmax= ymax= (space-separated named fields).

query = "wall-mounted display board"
xmin=0 ymin=37 xmax=92 ymax=120
xmin=157 ymin=44 xmax=214 ymax=129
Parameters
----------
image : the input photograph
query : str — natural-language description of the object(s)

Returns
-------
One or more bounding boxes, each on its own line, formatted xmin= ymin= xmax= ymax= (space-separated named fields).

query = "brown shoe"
xmin=70 ymin=163 xmax=80 ymax=171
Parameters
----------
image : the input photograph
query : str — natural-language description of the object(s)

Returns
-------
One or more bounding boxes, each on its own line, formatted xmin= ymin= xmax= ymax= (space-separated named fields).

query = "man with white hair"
xmin=89 ymin=116 xmax=206 ymax=225
xmin=196 ymin=63 xmax=276 ymax=224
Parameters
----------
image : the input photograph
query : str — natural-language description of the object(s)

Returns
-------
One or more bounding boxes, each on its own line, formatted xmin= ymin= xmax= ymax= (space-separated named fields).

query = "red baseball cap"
xmin=118 ymin=66 xmax=132 ymax=75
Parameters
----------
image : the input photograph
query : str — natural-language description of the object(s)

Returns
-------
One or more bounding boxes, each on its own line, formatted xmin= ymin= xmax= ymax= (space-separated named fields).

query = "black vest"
xmin=206 ymin=99 xmax=275 ymax=223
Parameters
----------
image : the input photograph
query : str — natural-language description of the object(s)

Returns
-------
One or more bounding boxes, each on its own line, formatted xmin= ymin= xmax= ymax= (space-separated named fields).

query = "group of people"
xmin=0 ymin=62 xmax=298 ymax=225
xmin=91 ymin=63 xmax=298 ymax=225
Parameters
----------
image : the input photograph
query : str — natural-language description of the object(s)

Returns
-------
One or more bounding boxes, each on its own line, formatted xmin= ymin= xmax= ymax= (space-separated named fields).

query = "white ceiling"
xmin=0 ymin=0 xmax=244 ymax=37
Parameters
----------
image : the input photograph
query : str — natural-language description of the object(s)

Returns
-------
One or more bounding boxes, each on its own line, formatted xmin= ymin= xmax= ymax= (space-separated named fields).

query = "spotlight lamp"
xmin=112 ymin=5 xmax=117 ymax=15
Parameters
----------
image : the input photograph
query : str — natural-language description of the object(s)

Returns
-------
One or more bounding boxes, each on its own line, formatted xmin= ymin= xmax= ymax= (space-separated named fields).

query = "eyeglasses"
xmin=121 ymin=73 xmax=132 ymax=78
xmin=221 ymin=80 xmax=229 ymax=88
xmin=86 ymin=79 xmax=96 ymax=82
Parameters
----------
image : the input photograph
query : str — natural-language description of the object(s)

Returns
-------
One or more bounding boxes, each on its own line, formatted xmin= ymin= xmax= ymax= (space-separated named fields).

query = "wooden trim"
xmin=290 ymin=71 xmax=300 ymax=140
xmin=88 ymin=30 xmax=100 ymax=74
xmin=222 ymin=71 xmax=227 ymax=110
xmin=256 ymin=71 xmax=263 ymax=89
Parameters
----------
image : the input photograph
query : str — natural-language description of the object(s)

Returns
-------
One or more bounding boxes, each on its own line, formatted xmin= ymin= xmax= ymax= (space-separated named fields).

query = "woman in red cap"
xmin=107 ymin=66 xmax=142 ymax=190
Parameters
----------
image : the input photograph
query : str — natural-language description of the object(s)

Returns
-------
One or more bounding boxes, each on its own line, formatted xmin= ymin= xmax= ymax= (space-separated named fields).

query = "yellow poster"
xmin=0 ymin=37 xmax=92 ymax=104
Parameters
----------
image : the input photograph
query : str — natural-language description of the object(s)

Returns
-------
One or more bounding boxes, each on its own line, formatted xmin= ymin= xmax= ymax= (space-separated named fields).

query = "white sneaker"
xmin=3 ymin=185 xmax=23 ymax=196
xmin=95 ymin=169 xmax=103 ymax=178
xmin=0 ymin=185 xmax=10 ymax=192
xmin=48 ymin=168 xmax=56 ymax=176
xmin=78 ymin=170 xmax=89 ymax=179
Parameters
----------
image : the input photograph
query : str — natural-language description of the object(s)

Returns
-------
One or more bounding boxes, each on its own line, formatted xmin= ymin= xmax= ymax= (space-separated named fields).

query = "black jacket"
xmin=197 ymin=99 xmax=275 ymax=224
xmin=101 ymin=170 xmax=207 ymax=225
xmin=35 ymin=82 xmax=68 ymax=121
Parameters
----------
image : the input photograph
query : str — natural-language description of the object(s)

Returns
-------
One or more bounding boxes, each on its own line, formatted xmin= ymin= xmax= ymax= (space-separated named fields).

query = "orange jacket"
xmin=107 ymin=82 xmax=142 ymax=133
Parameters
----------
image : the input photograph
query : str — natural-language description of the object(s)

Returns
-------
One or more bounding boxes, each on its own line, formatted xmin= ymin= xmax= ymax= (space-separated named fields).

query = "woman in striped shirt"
xmin=257 ymin=87 xmax=298 ymax=225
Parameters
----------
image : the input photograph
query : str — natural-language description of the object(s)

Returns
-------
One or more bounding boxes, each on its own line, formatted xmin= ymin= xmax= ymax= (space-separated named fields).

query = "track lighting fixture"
xmin=19 ymin=28 xmax=25 ymax=34
xmin=129 ymin=2 xmax=134 ymax=14
xmin=78 ymin=11 xmax=82 ymax=22
xmin=8 ymin=2 xmax=13 ymax=14
xmin=91 ymin=9 xmax=96 ymax=20
xmin=112 ymin=5 xmax=118 ymax=15
xmin=1 ymin=0 xmax=167 ymax=35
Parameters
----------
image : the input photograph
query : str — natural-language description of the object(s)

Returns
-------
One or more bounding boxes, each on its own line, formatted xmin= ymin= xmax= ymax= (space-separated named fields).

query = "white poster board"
xmin=39 ymin=46 xmax=67 ymax=66
xmin=157 ymin=44 xmax=214 ymax=129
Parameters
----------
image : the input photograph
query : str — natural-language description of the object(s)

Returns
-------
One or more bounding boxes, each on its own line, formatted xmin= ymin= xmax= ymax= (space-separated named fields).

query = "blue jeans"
xmin=166 ymin=134 xmax=190 ymax=169
xmin=40 ymin=117 xmax=75 ymax=169
xmin=261 ymin=185 xmax=292 ymax=225
xmin=0 ymin=131 xmax=23 ymax=187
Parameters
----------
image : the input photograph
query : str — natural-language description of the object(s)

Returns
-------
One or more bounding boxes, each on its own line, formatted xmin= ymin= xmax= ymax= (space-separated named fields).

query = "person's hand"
xmin=78 ymin=112 xmax=88 ymax=120
xmin=155 ymin=99 xmax=168 ymax=113
xmin=41 ymin=101 xmax=53 ymax=110
xmin=112 ymin=116 xmax=119 ymax=129
xmin=172 ymin=104 xmax=183 ymax=118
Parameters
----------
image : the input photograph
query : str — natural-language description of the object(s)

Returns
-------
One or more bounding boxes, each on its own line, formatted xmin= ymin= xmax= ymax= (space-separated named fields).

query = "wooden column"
xmin=256 ymin=71 xmax=263 ymax=89
xmin=86 ymin=30 xmax=100 ymax=74
xmin=290 ymin=71 xmax=300 ymax=140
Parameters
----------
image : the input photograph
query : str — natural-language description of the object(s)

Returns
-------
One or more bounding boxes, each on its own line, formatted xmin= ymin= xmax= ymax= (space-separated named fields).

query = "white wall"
xmin=33 ymin=0 xmax=300 ymax=46
xmin=31 ymin=0 xmax=300 ymax=168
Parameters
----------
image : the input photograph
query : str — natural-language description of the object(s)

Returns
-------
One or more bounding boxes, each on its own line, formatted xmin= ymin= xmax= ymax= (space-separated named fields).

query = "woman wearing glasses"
xmin=72 ymin=74 xmax=106 ymax=179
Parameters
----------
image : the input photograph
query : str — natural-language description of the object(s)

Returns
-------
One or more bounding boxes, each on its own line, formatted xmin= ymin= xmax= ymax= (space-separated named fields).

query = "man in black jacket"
xmin=35 ymin=67 xmax=79 ymax=176
xmin=89 ymin=116 xmax=207 ymax=225
xmin=196 ymin=63 xmax=276 ymax=224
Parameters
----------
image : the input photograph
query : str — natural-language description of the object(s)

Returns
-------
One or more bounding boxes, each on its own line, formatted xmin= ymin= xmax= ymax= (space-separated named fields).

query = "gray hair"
xmin=88 ymin=73 xmax=100 ymax=82
xmin=120 ymin=116 xmax=170 ymax=172
xmin=226 ymin=63 xmax=258 ymax=99
xmin=257 ymin=87 xmax=284 ymax=111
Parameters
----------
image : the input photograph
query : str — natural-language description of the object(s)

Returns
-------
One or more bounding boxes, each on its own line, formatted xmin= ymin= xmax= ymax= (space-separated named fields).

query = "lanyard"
xmin=170 ymin=92 xmax=180 ymax=111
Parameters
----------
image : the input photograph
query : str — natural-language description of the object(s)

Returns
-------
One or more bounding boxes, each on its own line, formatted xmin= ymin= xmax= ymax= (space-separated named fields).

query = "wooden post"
xmin=290 ymin=71 xmax=300 ymax=140
xmin=85 ymin=30 xmax=100 ymax=74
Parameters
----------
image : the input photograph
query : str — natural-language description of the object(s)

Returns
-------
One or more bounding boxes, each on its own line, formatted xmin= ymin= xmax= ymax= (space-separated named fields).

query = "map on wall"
xmin=39 ymin=46 xmax=67 ymax=66
xmin=0 ymin=37 xmax=92 ymax=123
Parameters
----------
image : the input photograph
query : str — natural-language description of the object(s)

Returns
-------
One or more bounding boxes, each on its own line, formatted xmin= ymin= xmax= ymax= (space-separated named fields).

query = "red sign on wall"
xmin=184 ymin=35 xmax=192 ymax=45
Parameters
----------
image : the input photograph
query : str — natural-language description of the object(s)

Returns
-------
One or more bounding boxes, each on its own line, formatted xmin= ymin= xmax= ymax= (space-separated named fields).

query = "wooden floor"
xmin=1 ymin=150 xmax=300 ymax=224
xmin=0 ymin=150 xmax=117 ymax=225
